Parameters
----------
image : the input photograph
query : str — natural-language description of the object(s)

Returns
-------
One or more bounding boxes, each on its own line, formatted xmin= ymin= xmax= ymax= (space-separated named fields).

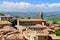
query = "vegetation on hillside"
xmin=50 ymin=20 xmax=57 ymax=24
xmin=14 ymin=16 xmax=19 ymax=18
xmin=53 ymin=28 xmax=60 ymax=36
xmin=0 ymin=13 xmax=5 ymax=16
xmin=5 ymin=18 xmax=10 ymax=21
xmin=44 ymin=15 xmax=60 ymax=22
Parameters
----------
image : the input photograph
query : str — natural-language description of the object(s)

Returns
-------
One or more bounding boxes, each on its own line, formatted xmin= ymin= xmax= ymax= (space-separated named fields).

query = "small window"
xmin=45 ymin=37 xmax=47 ymax=39
xmin=34 ymin=37 xmax=36 ymax=40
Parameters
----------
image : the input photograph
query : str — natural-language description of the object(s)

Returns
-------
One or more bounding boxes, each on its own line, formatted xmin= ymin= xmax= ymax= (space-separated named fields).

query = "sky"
xmin=0 ymin=0 xmax=60 ymax=12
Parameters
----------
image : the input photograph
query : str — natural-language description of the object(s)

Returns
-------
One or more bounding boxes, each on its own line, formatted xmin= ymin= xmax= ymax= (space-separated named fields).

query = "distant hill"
xmin=44 ymin=11 xmax=60 ymax=21
xmin=1 ymin=11 xmax=60 ymax=16
xmin=1 ymin=11 xmax=60 ymax=21
xmin=44 ymin=14 xmax=60 ymax=21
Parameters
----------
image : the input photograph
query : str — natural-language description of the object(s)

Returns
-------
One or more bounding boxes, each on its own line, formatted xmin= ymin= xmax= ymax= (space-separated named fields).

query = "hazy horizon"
xmin=1 ymin=11 xmax=60 ymax=17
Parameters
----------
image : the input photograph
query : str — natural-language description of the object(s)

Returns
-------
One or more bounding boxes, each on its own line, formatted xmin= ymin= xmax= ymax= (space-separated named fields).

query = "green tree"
xmin=51 ymin=20 xmax=57 ymax=24
xmin=5 ymin=18 xmax=10 ymax=21
xmin=53 ymin=28 xmax=60 ymax=36
xmin=14 ymin=16 xmax=19 ymax=18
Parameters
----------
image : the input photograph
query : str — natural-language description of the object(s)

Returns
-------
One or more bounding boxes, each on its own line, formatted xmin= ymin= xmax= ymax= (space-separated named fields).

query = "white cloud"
xmin=0 ymin=1 xmax=60 ymax=12
xmin=48 ymin=3 xmax=60 ymax=7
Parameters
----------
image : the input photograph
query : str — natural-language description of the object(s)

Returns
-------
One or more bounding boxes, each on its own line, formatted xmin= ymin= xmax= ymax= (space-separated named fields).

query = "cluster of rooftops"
xmin=0 ymin=12 xmax=60 ymax=40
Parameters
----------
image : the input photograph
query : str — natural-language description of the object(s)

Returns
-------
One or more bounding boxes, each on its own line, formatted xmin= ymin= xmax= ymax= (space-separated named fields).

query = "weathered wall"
xmin=6 ymin=39 xmax=23 ymax=40
xmin=38 ymin=36 xmax=48 ymax=40
xmin=53 ymin=39 xmax=60 ymax=40
xmin=20 ymin=21 xmax=46 ymax=26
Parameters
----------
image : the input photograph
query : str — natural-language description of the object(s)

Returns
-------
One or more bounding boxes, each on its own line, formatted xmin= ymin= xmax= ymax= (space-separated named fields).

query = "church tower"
xmin=17 ymin=18 xmax=20 ymax=25
xmin=15 ymin=18 xmax=26 ymax=34
xmin=40 ymin=12 xmax=43 ymax=19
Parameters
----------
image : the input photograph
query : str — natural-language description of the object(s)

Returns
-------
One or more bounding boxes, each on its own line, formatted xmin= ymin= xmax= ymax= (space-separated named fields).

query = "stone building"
xmin=0 ymin=15 xmax=13 ymax=21
xmin=0 ymin=21 xmax=11 ymax=28
xmin=0 ymin=12 xmax=60 ymax=40
xmin=16 ymin=12 xmax=46 ymax=26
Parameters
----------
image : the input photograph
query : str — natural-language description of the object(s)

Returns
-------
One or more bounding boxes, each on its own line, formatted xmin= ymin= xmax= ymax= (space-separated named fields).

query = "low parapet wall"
xmin=49 ymin=34 xmax=60 ymax=40
xmin=53 ymin=39 xmax=60 ymax=40
xmin=6 ymin=39 xmax=22 ymax=40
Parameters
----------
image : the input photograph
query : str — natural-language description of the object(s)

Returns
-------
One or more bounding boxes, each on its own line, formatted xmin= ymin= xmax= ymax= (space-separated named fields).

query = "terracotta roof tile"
xmin=19 ymin=19 xmax=46 ymax=21
xmin=0 ymin=21 xmax=11 ymax=24
xmin=30 ymin=24 xmax=47 ymax=28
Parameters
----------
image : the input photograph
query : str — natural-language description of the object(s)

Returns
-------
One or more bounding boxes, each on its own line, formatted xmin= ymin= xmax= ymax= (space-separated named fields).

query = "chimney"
xmin=40 ymin=12 xmax=43 ymax=19
xmin=42 ymin=22 xmax=45 ymax=25
xmin=1 ymin=32 xmax=6 ymax=40
xmin=17 ymin=18 xmax=20 ymax=25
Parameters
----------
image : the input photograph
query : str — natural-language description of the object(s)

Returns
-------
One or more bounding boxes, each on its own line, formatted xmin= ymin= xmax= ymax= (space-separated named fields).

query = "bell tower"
xmin=17 ymin=18 xmax=20 ymax=25
xmin=40 ymin=12 xmax=43 ymax=19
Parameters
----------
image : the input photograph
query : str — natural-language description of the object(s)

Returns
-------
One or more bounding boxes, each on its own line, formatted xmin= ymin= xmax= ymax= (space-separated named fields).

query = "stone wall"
xmin=20 ymin=21 xmax=46 ymax=26
xmin=53 ymin=39 xmax=60 ymax=40
xmin=6 ymin=39 xmax=23 ymax=40
xmin=38 ymin=36 xmax=48 ymax=40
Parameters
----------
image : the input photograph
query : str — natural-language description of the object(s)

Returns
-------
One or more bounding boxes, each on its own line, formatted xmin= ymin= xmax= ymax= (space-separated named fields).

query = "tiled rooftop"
xmin=19 ymin=18 xmax=46 ymax=21
xmin=30 ymin=24 xmax=47 ymax=28
xmin=0 ymin=21 xmax=11 ymax=24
